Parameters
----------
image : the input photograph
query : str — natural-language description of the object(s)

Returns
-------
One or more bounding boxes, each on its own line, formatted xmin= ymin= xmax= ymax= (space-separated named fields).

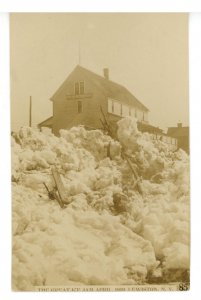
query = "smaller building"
xmin=138 ymin=122 xmax=178 ymax=151
xmin=137 ymin=122 xmax=163 ymax=135
xmin=167 ymin=123 xmax=189 ymax=153
xmin=38 ymin=116 xmax=53 ymax=130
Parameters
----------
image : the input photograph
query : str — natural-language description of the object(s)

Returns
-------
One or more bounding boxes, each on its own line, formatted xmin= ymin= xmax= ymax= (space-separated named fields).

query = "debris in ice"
xmin=12 ymin=117 xmax=190 ymax=290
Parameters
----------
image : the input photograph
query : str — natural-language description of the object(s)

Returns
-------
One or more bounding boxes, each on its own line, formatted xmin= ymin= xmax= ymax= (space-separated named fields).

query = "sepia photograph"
xmin=10 ymin=13 xmax=190 ymax=291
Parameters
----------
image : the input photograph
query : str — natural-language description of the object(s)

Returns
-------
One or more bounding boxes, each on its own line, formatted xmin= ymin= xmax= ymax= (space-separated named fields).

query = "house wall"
xmin=177 ymin=136 xmax=189 ymax=153
xmin=167 ymin=127 xmax=189 ymax=153
xmin=150 ymin=133 xmax=178 ymax=151
xmin=107 ymin=98 xmax=148 ymax=123
xmin=52 ymin=70 xmax=106 ymax=135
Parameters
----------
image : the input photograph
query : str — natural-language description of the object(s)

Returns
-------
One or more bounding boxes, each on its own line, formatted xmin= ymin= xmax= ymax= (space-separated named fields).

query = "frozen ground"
xmin=12 ymin=117 xmax=190 ymax=290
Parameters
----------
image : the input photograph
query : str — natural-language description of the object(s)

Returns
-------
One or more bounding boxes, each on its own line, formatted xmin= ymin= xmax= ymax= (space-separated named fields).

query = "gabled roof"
xmin=138 ymin=122 xmax=163 ymax=134
xmin=167 ymin=126 xmax=189 ymax=137
xmin=51 ymin=65 xmax=149 ymax=112
xmin=38 ymin=116 xmax=53 ymax=128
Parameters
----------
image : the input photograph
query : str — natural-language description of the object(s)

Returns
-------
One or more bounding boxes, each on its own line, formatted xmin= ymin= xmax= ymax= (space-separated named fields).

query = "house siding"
xmin=107 ymin=98 xmax=148 ymax=123
xmin=177 ymin=136 xmax=189 ymax=153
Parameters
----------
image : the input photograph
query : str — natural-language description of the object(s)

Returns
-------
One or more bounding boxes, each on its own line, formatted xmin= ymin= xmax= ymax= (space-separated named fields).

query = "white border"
xmin=189 ymin=13 xmax=201 ymax=297
xmin=1 ymin=0 xmax=201 ymax=12
xmin=0 ymin=11 xmax=11 ymax=296
xmin=1 ymin=11 xmax=201 ymax=300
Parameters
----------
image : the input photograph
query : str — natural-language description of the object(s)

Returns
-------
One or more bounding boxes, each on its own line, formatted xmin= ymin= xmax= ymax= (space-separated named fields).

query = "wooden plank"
xmin=123 ymin=154 xmax=143 ymax=195
xmin=100 ymin=106 xmax=113 ymax=135
xmin=99 ymin=118 xmax=106 ymax=130
xmin=53 ymin=190 xmax=65 ymax=208
xmin=107 ymin=142 xmax=111 ymax=159
xmin=100 ymin=105 xmax=110 ymax=127
xmin=51 ymin=167 xmax=68 ymax=207
xmin=43 ymin=182 xmax=55 ymax=200
xmin=100 ymin=105 xmax=144 ymax=195
xmin=125 ymin=156 xmax=139 ymax=180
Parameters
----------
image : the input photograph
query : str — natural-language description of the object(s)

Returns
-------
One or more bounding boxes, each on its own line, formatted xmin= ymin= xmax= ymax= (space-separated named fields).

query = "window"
xmin=108 ymin=98 xmax=132 ymax=117
xmin=80 ymin=82 xmax=84 ymax=94
xmin=112 ymin=101 xmax=114 ymax=113
xmin=75 ymin=82 xmax=85 ymax=95
xmin=78 ymin=101 xmax=82 ymax=113
xmin=122 ymin=104 xmax=129 ymax=117
xmin=114 ymin=102 xmax=121 ymax=115
xmin=131 ymin=108 xmax=135 ymax=117
xmin=138 ymin=110 xmax=143 ymax=121
xmin=108 ymin=98 xmax=113 ymax=113
xmin=75 ymin=82 xmax=79 ymax=95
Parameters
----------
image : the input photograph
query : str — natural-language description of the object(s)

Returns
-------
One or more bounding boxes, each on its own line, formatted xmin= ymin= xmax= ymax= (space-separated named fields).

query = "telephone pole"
xmin=78 ymin=41 xmax=81 ymax=65
xmin=29 ymin=96 xmax=32 ymax=127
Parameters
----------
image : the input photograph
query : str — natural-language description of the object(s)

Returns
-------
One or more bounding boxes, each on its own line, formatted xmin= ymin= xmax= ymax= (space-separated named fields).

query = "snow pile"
xmin=13 ymin=185 xmax=158 ymax=290
xmin=12 ymin=117 xmax=190 ymax=290
xmin=117 ymin=117 xmax=173 ymax=179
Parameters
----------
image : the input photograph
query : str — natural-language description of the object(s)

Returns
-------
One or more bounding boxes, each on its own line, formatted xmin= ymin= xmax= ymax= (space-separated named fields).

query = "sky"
xmin=10 ymin=13 xmax=189 ymax=132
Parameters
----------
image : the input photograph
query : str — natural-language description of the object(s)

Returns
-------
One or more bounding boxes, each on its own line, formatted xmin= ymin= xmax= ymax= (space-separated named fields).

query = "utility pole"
xmin=29 ymin=96 xmax=32 ymax=127
xmin=78 ymin=40 xmax=81 ymax=65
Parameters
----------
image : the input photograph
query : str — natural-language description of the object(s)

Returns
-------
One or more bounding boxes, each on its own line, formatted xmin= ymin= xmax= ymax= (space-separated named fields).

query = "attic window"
xmin=80 ymin=82 xmax=84 ymax=94
xmin=75 ymin=81 xmax=85 ymax=95
xmin=75 ymin=82 xmax=79 ymax=95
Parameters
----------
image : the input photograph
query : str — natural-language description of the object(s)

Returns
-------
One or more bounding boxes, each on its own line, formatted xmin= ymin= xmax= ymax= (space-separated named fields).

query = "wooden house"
xmin=39 ymin=65 xmax=149 ymax=135
xmin=38 ymin=65 xmax=178 ymax=151
xmin=167 ymin=123 xmax=189 ymax=153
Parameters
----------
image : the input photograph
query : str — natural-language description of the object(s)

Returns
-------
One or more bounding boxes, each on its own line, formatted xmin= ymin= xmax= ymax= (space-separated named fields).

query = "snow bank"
xmin=12 ymin=118 xmax=190 ymax=290
xmin=13 ymin=184 xmax=157 ymax=290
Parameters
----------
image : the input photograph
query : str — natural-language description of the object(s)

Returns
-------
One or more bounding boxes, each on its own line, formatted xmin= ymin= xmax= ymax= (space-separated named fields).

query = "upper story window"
xmin=75 ymin=82 xmax=79 ymax=95
xmin=80 ymin=82 xmax=84 ymax=94
xmin=75 ymin=81 xmax=85 ymax=95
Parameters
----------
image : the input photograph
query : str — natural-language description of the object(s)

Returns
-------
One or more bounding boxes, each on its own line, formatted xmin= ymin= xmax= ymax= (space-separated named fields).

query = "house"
xmin=137 ymin=123 xmax=178 ymax=151
xmin=38 ymin=65 xmax=178 ymax=151
xmin=167 ymin=123 xmax=189 ymax=153
xmin=38 ymin=65 xmax=149 ymax=135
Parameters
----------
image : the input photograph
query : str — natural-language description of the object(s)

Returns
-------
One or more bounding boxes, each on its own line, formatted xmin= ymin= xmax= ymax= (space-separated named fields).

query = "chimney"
xmin=177 ymin=122 xmax=182 ymax=128
xmin=103 ymin=68 xmax=109 ymax=80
